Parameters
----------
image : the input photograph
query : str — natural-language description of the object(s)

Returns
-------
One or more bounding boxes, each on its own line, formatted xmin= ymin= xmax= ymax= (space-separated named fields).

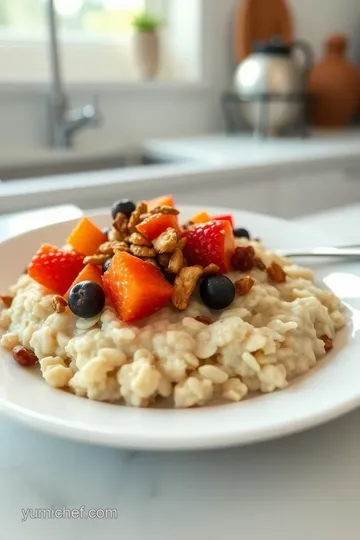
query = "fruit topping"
xmin=199 ymin=275 xmax=235 ymax=310
xmin=102 ymin=257 xmax=113 ymax=274
xmin=103 ymin=251 xmax=173 ymax=322
xmin=68 ymin=281 xmax=106 ymax=319
xmin=233 ymin=227 xmax=250 ymax=239
xmin=211 ymin=214 xmax=234 ymax=227
xmin=65 ymin=263 xmax=103 ymax=298
xmin=67 ymin=217 xmax=106 ymax=256
xmin=183 ymin=220 xmax=235 ymax=274
xmin=147 ymin=194 xmax=175 ymax=210
xmin=189 ymin=211 xmax=210 ymax=224
xmin=12 ymin=345 xmax=38 ymax=367
xmin=136 ymin=213 xmax=179 ymax=241
xmin=28 ymin=244 xmax=84 ymax=296
xmin=111 ymin=199 xmax=136 ymax=219
xmin=231 ymin=246 xmax=255 ymax=272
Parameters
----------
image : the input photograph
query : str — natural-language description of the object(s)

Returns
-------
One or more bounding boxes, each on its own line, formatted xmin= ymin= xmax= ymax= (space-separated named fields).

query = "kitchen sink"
xmin=0 ymin=150 xmax=185 ymax=181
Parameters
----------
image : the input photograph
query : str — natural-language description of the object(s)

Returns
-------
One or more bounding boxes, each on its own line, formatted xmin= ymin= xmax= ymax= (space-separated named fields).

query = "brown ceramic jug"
xmin=307 ymin=34 xmax=360 ymax=127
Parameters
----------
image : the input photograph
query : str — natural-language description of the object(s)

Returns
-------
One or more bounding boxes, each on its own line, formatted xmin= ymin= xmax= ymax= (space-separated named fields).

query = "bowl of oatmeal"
xmin=0 ymin=200 xmax=355 ymax=450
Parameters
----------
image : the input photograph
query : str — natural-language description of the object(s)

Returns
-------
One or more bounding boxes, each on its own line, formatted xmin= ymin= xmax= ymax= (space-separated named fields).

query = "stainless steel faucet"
xmin=46 ymin=0 xmax=101 ymax=148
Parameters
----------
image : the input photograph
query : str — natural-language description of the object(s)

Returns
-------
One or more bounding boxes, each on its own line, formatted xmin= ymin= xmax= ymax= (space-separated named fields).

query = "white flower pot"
xmin=134 ymin=31 xmax=160 ymax=80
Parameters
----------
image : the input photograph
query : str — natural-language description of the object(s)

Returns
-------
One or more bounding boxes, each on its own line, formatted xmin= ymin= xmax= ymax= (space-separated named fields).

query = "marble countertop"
xmin=1 ymin=204 xmax=360 ymax=539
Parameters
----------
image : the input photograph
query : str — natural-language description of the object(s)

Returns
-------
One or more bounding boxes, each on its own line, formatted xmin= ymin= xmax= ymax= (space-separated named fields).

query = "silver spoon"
xmin=276 ymin=246 xmax=360 ymax=258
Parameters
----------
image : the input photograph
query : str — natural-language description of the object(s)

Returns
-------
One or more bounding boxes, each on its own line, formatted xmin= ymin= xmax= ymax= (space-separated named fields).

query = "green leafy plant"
xmin=132 ymin=11 xmax=162 ymax=32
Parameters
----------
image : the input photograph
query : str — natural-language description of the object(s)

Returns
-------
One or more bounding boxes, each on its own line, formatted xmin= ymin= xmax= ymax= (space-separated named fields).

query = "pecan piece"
xmin=231 ymin=246 xmax=255 ymax=272
xmin=266 ymin=261 xmax=286 ymax=283
xmin=108 ymin=226 xmax=125 ymax=242
xmin=158 ymin=253 xmax=171 ymax=267
xmin=12 ymin=345 xmax=38 ymax=367
xmin=128 ymin=201 xmax=148 ymax=233
xmin=153 ymin=228 xmax=178 ymax=254
xmin=112 ymin=212 xmax=128 ymax=235
xmin=321 ymin=335 xmax=333 ymax=352
xmin=235 ymin=276 xmax=255 ymax=296
xmin=172 ymin=266 xmax=203 ymax=310
xmin=149 ymin=205 xmax=179 ymax=216
xmin=83 ymin=254 xmax=110 ymax=265
xmin=52 ymin=295 xmax=68 ymax=313
xmin=195 ymin=315 xmax=213 ymax=325
xmin=254 ymin=256 xmax=266 ymax=271
xmin=130 ymin=245 xmax=156 ymax=258
xmin=203 ymin=263 xmax=220 ymax=276
xmin=98 ymin=241 xmax=115 ymax=255
xmin=128 ymin=232 xmax=152 ymax=247
xmin=0 ymin=295 xmax=13 ymax=308
xmin=168 ymin=248 xmax=184 ymax=274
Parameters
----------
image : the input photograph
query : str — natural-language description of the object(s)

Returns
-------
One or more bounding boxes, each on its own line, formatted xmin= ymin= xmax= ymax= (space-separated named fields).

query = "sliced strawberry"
xmin=103 ymin=252 xmax=173 ymax=322
xmin=28 ymin=244 xmax=84 ymax=295
xmin=183 ymin=220 xmax=235 ymax=273
xmin=211 ymin=214 xmax=234 ymax=227
xmin=136 ymin=213 xmax=179 ymax=240
xmin=147 ymin=194 xmax=175 ymax=210
xmin=65 ymin=263 xmax=103 ymax=299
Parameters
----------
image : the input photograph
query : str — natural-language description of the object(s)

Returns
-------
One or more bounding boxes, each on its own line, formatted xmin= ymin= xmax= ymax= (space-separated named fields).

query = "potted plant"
xmin=132 ymin=11 xmax=162 ymax=80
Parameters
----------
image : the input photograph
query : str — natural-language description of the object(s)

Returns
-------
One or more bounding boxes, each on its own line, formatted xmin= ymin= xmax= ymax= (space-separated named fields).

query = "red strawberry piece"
xmin=136 ymin=213 xmax=179 ymax=240
xmin=103 ymin=251 xmax=173 ymax=322
xmin=27 ymin=244 xmax=84 ymax=296
xmin=183 ymin=220 xmax=235 ymax=273
xmin=211 ymin=214 xmax=234 ymax=227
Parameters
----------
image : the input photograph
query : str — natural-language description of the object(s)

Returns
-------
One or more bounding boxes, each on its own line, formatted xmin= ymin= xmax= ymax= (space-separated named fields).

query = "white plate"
xmin=0 ymin=206 xmax=357 ymax=450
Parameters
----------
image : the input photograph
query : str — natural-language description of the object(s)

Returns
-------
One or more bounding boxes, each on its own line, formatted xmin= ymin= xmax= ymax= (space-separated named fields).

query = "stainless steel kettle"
xmin=233 ymin=41 xmax=313 ymax=135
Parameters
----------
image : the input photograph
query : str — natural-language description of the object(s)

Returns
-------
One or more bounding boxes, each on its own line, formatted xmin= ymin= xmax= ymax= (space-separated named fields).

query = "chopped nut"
xmin=153 ymin=228 xmax=178 ymax=254
xmin=195 ymin=315 xmax=213 ymax=325
xmin=0 ymin=295 xmax=13 ymax=308
xmin=83 ymin=254 xmax=110 ymax=265
xmin=203 ymin=263 xmax=220 ymax=276
xmin=177 ymin=237 xmax=187 ymax=250
xmin=149 ymin=205 xmax=179 ymax=215
xmin=128 ymin=201 xmax=148 ymax=233
xmin=235 ymin=276 xmax=255 ymax=296
xmin=231 ymin=246 xmax=255 ymax=272
xmin=158 ymin=254 xmax=171 ymax=267
xmin=108 ymin=226 xmax=124 ymax=242
xmin=172 ymin=266 xmax=203 ymax=310
xmin=139 ymin=213 xmax=151 ymax=221
xmin=112 ymin=242 xmax=131 ymax=253
xmin=143 ymin=258 xmax=158 ymax=267
xmin=130 ymin=245 xmax=156 ymax=258
xmin=52 ymin=295 xmax=68 ymax=313
xmin=128 ymin=232 xmax=152 ymax=247
xmin=321 ymin=335 xmax=333 ymax=352
xmin=112 ymin=212 xmax=128 ymax=235
xmin=254 ymin=256 xmax=266 ymax=271
xmin=12 ymin=345 xmax=38 ymax=367
xmin=266 ymin=261 xmax=286 ymax=283
xmin=168 ymin=248 xmax=184 ymax=274
xmin=98 ymin=241 xmax=115 ymax=255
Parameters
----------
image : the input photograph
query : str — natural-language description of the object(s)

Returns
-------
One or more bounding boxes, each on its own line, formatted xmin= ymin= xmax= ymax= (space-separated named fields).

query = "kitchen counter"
xmin=1 ymin=130 xmax=360 ymax=215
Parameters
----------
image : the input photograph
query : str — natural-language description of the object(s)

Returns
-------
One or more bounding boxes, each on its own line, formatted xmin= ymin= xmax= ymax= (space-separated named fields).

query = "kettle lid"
xmin=254 ymin=40 xmax=291 ymax=56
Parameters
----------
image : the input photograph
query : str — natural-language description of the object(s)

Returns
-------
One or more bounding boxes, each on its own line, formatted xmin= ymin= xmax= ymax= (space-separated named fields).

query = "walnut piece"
xmin=321 ymin=335 xmax=333 ymax=352
xmin=172 ymin=266 xmax=203 ymax=310
xmin=231 ymin=246 xmax=255 ymax=272
xmin=112 ymin=212 xmax=128 ymax=235
xmin=12 ymin=345 xmax=38 ymax=367
xmin=158 ymin=253 xmax=171 ymax=267
xmin=203 ymin=263 xmax=220 ymax=276
xmin=128 ymin=232 xmax=152 ymax=247
xmin=108 ymin=226 xmax=124 ymax=242
xmin=130 ymin=245 xmax=156 ymax=258
xmin=83 ymin=254 xmax=110 ymax=265
xmin=266 ymin=261 xmax=286 ymax=283
xmin=98 ymin=241 xmax=129 ymax=255
xmin=235 ymin=276 xmax=255 ymax=296
xmin=149 ymin=205 xmax=179 ymax=216
xmin=254 ymin=256 xmax=266 ymax=271
xmin=168 ymin=248 xmax=184 ymax=274
xmin=128 ymin=201 xmax=148 ymax=233
xmin=0 ymin=295 xmax=13 ymax=308
xmin=153 ymin=228 xmax=178 ymax=254
xmin=52 ymin=295 xmax=68 ymax=313
xmin=177 ymin=237 xmax=187 ymax=250
xmin=143 ymin=258 xmax=158 ymax=267
xmin=195 ymin=315 xmax=213 ymax=325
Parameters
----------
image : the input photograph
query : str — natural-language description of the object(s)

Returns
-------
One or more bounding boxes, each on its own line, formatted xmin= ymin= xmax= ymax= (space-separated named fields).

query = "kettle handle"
xmin=291 ymin=40 xmax=314 ymax=73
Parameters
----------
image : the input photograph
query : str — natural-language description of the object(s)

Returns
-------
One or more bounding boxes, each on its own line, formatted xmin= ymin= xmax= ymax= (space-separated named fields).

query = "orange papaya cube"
xmin=147 ymin=194 xmax=175 ymax=210
xmin=66 ymin=217 xmax=106 ymax=256
xmin=136 ymin=213 xmax=179 ymax=240
xmin=189 ymin=211 xmax=210 ymax=224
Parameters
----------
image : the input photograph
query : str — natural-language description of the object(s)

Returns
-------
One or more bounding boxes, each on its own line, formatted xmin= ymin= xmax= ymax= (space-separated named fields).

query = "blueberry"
xmin=102 ymin=257 xmax=112 ymax=274
xmin=111 ymin=199 xmax=136 ymax=219
xmin=233 ymin=227 xmax=250 ymax=239
xmin=102 ymin=226 xmax=111 ymax=238
xmin=200 ymin=275 xmax=235 ymax=310
xmin=68 ymin=281 xmax=105 ymax=319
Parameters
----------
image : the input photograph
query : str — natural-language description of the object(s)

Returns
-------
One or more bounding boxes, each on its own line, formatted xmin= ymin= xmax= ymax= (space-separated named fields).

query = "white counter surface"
xmin=1 ymin=204 xmax=360 ymax=539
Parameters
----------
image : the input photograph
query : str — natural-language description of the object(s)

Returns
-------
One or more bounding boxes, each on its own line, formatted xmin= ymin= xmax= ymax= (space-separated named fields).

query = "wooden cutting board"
xmin=234 ymin=0 xmax=294 ymax=63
